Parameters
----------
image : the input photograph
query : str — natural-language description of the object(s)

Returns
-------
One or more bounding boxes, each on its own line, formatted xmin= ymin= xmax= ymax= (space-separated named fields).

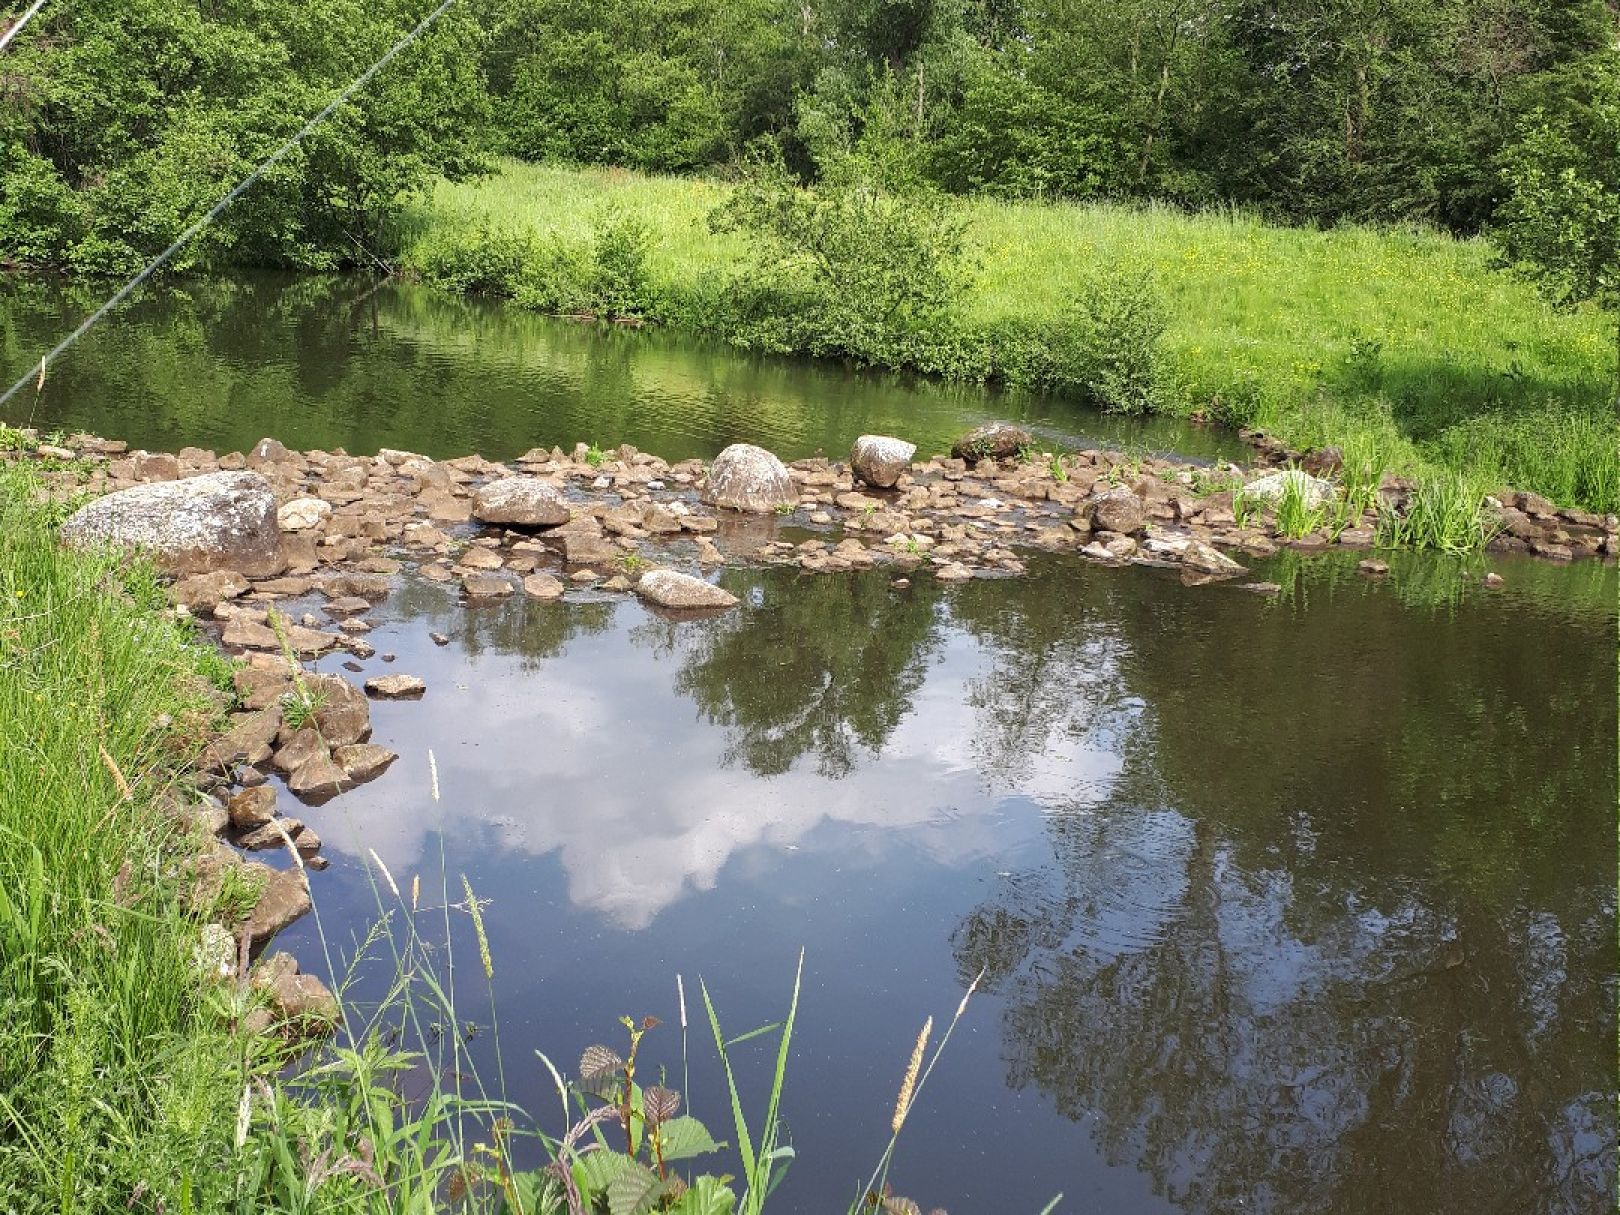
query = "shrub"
xmin=1033 ymin=266 xmax=1172 ymax=414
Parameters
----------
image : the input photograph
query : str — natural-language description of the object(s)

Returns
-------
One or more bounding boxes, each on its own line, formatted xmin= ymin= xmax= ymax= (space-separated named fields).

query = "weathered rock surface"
xmin=1142 ymin=533 xmax=1246 ymax=577
xmin=277 ymin=497 xmax=331 ymax=532
xmin=305 ymin=674 xmax=371 ymax=746
xmin=951 ymin=422 xmax=1031 ymax=463
xmin=1242 ymin=469 xmax=1335 ymax=509
xmin=334 ymin=743 xmax=397 ymax=783
xmin=170 ymin=569 xmax=249 ymax=612
xmin=287 ymin=753 xmax=346 ymax=799
xmin=522 ymin=572 xmax=565 ymax=601
xmin=59 ymin=471 xmax=283 ymax=576
xmin=850 ymin=435 xmax=916 ymax=489
xmin=635 ymin=569 xmax=739 ymax=610
xmin=227 ymin=785 xmax=278 ymax=829
xmin=472 ymin=476 xmax=571 ymax=527
xmin=1087 ymin=488 xmax=1147 ymax=536
xmin=320 ymin=572 xmax=391 ymax=602
xmin=365 ymin=674 xmax=426 ymax=699
xmin=221 ymin=614 xmax=338 ymax=655
xmin=702 ymin=444 xmax=797 ymax=513
xmin=462 ymin=573 xmax=513 ymax=598
xmin=245 ymin=868 xmax=311 ymax=946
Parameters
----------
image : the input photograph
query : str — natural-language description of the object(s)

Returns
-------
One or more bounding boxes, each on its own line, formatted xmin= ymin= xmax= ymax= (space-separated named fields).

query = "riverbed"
xmin=3 ymin=275 xmax=1615 ymax=1213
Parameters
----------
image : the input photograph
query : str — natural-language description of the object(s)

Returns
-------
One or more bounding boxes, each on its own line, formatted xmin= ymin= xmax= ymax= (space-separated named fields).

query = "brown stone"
xmin=463 ymin=573 xmax=514 ymax=598
xmin=244 ymin=868 xmax=311 ymax=946
xmin=365 ymin=674 xmax=426 ymax=699
xmin=170 ymin=570 xmax=249 ymax=612
xmin=306 ymin=674 xmax=371 ymax=746
xmin=227 ymin=785 xmax=278 ymax=829
xmin=287 ymin=754 xmax=346 ymax=799
xmin=320 ymin=572 xmax=391 ymax=602
xmin=334 ymin=743 xmax=398 ymax=783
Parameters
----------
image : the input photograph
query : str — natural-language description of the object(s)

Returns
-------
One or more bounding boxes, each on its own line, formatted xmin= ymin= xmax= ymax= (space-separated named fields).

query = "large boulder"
xmin=1242 ymin=469 xmax=1334 ymax=509
xmin=59 ymin=471 xmax=283 ymax=576
xmin=951 ymin=422 xmax=1032 ymax=464
xmin=635 ymin=570 xmax=739 ymax=610
xmin=850 ymin=435 xmax=916 ymax=489
xmin=473 ymin=476 xmax=572 ymax=528
xmin=701 ymin=444 xmax=797 ymax=513
xmin=1086 ymin=487 xmax=1147 ymax=536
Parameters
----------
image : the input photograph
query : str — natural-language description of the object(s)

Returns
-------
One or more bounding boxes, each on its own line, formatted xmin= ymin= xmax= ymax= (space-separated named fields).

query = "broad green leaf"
xmin=669 ymin=1175 xmax=738 ymax=1215
xmin=604 ymin=1159 xmax=666 ymax=1215
xmin=576 ymin=1149 xmax=640 ymax=1198
xmin=657 ymin=1115 xmax=723 ymax=1162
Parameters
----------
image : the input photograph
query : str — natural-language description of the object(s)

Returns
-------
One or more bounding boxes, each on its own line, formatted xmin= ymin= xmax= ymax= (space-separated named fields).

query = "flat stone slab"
xmin=365 ymin=674 xmax=426 ymax=699
xmin=635 ymin=569 xmax=739 ymax=610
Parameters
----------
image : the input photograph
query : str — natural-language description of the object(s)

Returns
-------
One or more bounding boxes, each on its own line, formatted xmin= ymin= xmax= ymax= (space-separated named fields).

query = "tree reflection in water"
xmin=946 ymin=556 xmax=1616 ymax=1213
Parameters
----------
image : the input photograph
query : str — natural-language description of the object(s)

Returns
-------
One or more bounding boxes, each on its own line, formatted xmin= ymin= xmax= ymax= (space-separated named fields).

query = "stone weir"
xmin=7 ymin=422 xmax=1613 ymax=1039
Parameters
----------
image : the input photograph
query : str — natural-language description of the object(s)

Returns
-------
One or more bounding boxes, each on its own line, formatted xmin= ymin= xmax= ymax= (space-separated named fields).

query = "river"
xmin=2 ymin=274 xmax=1614 ymax=1213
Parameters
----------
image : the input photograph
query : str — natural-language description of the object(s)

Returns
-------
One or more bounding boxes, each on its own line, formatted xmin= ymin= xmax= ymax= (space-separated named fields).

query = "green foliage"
xmin=1377 ymin=471 xmax=1500 ymax=555
xmin=407 ymin=161 xmax=1615 ymax=515
xmin=1041 ymin=267 xmax=1171 ymax=415
xmin=0 ymin=464 xmax=242 ymax=1212
xmin=0 ymin=0 xmax=489 ymax=273
xmin=406 ymin=211 xmax=655 ymax=319
xmin=708 ymin=155 xmax=970 ymax=364
xmin=1497 ymin=65 xmax=1620 ymax=311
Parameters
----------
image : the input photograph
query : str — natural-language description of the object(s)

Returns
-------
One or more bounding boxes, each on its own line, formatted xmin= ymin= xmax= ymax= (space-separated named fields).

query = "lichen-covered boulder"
xmin=473 ymin=476 xmax=572 ymax=528
xmin=1242 ymin=469 xmax=1334 ymax=509
xmin=59 ymin=471 xmax=283 ymax=576
xmin=950 ymin=422 xmax=1032 ymax=464
xmin=701 ymin=444 xmax=797 ymax=513
xmin=850 ymin=435 xmax=917 ymax=489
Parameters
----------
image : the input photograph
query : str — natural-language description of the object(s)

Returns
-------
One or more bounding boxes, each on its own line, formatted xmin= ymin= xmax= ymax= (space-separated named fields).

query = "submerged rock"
xmin=702 ymin=444 xmax=797 ymax=513
xmin=850 ymin=435 xmax=916 ymax=489
xmin=59 ymin=471 xmax=283 ymax=576
xmin=1142 ymin=533 xmax=1246 ymax=577
xmin=522 ymin=572 xmax=565 ymax=601
xmin=473 ymin=476 xmax=571 ymax=528
xmin=635 ymin=569 xmax=739 ymax=610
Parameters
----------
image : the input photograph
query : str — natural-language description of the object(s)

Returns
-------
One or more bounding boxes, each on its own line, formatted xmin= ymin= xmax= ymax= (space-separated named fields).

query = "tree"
xmin=0 ymin=0 xmax=489 ymax=273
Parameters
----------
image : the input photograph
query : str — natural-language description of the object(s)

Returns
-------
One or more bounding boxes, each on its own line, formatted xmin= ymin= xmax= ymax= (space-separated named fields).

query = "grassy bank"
xmin=398 ymin=161 xmax=1619 ymax=517
xmin=0 ymin=464 xmax=247 ymax=1210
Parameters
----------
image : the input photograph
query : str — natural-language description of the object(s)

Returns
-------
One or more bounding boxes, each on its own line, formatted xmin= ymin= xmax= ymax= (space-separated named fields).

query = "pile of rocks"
xmin=13 ymin=418 xmax=1614 ymax=1035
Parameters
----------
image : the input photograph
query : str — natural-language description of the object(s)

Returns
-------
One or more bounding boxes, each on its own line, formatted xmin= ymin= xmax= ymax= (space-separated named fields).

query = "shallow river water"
xmin=3 ymin=276 xmax=1616 ymax=1213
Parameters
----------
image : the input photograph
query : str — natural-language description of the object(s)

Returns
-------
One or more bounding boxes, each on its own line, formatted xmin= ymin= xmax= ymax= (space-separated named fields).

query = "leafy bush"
xmin=409 ymin=212 xmax=656 ymax=318
xmin=1033 ymin=267 xmax=1172 ymax=414
xmin=708 ymin=157 xmax=970 ymax=365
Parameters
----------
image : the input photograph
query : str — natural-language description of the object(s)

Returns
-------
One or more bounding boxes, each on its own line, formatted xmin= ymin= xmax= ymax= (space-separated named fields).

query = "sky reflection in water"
xmin=272 ymin=552 xmax=1617 ymax=1215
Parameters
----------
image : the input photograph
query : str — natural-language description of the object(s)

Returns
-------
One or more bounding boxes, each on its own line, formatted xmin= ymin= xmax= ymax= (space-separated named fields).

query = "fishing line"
xmin=0 ymin=0 xmax=48 ymax=55
xmin=0 ymin=0 xmax=461 ymax=411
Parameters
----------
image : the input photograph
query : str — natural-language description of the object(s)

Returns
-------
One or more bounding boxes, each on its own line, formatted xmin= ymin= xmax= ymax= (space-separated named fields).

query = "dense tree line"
xmin=484 ymin=0 xmax=1617 ymax=236
xmin=0 ymin=0 xmax=1614 ymax=296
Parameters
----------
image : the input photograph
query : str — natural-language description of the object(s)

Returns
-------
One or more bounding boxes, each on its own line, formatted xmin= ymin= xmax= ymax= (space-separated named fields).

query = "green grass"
xmin=0 ymin=464 xmax=247 ymax=1212
xmin=400 ymin=160 xmax=1618 ymax=514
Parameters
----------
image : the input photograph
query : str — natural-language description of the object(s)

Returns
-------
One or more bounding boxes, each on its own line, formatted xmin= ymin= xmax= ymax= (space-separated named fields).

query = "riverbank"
xmin=0 ymin=464 xmax=249 ymax=1208
xmin=397 ymin=161 xmax=1619 ymax=518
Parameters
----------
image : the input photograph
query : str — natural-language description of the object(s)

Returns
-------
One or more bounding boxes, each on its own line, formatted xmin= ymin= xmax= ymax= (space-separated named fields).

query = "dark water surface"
xmin=261 ymin=550 xmax=1614 ymax=1215
xmin=0 ymin=273 xmax=1243 ymax=463
xmin=2 ymin=276 xmax=1614 ymax=1212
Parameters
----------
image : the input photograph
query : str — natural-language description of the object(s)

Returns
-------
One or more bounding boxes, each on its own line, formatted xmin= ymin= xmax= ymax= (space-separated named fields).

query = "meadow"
xmin=400 ymin=161 xmax=1619 ymax=517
